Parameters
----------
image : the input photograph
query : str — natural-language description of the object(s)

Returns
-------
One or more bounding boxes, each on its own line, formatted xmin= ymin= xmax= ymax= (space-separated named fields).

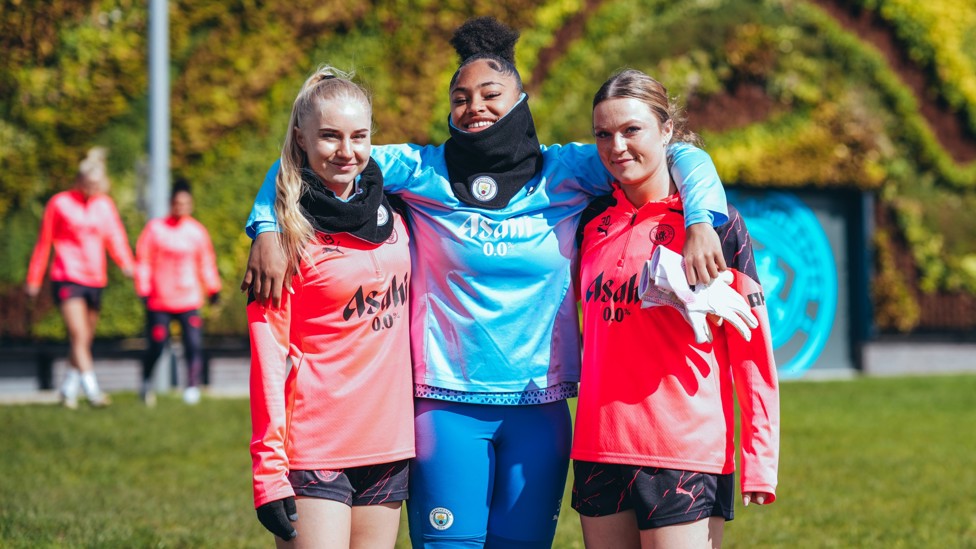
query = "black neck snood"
xmin=298 ymin=157 xmax=394 ymax=244
xmin=444 ymin=96 xmax=544 ymax=209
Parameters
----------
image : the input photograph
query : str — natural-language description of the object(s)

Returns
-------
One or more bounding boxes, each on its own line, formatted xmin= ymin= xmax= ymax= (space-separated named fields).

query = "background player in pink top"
xmin=25 ymin=147 xmax=134 ymax=409
xmin=134 ymin=178 xmax=222 ymax=406
xmin=247 ymin=66 xmax=414 ymax=548
xmin=572 ymin=69 xmax=779 ymax=548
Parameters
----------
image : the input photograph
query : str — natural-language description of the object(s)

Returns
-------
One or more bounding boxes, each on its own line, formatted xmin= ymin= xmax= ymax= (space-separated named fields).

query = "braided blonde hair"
xmin=275 ymin=66 xmax=372 ymax=272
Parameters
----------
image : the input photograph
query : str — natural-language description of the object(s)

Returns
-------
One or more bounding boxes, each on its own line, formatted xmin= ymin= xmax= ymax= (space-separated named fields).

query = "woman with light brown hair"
xmin=572 ymin=69 xmax=779 ymax=548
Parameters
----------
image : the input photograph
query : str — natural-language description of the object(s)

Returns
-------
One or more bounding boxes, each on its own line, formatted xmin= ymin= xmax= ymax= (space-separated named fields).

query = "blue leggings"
xmin=407 ymin=398 xmax=572 ymax=548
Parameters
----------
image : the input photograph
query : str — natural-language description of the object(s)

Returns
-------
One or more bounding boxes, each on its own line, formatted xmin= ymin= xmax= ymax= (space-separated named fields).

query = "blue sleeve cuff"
xmin=245 ymin=160 xmax=283 ymax=239
xmin=245 ymin=220 xmax=280 ymax=240
xmin=684 ymin=209 xmax=715 ymax=228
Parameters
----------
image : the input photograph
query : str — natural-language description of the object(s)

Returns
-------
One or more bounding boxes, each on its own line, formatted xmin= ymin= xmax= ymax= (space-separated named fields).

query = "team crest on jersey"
xmin=429 ymin=507 xmax=454 ymax=530
xmin=471 ymin=176 xmax=498 ymax=202
xmin=649 ymin=224 xmax=675 ymax=245
xmin=376 ymin=204 xmax=390 ymax=226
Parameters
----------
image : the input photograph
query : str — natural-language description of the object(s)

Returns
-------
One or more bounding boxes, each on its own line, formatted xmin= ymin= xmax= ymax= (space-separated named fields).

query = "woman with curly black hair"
xmin=243 ymin=17 xmax=734 ymax=547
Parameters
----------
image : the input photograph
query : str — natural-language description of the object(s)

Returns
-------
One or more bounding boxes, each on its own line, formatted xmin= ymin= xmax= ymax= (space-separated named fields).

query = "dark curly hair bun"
xmin=450 ymin=16 xmax=520 ymax=64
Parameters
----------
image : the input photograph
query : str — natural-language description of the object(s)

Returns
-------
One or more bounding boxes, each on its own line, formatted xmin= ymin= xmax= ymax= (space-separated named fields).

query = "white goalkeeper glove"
xmin=639 ymin=246 xmax=759 ymax=343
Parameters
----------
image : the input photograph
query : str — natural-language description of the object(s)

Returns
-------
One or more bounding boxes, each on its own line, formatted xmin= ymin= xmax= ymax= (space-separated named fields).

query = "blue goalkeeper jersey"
xmin=247 ymin=142 xmax=727 ymax=394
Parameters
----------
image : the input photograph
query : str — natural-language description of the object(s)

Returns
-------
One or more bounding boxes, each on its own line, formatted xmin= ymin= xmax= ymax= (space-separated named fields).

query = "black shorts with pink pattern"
xmin=572 ymin=461 xmax=734 ymax=529
xmin=288 ymin=459 xmax=409 ymax=506
xmin=51 ymin=281 xmax=103 ymax=309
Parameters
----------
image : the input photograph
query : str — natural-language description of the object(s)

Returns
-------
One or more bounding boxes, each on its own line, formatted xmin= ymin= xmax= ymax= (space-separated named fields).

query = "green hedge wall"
xmin=2 ymin=0 xmax=974 ymax=338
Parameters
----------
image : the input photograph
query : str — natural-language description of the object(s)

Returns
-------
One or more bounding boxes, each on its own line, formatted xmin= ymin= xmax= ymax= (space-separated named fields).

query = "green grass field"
xmin=1 ymin=375 xmax=975 ymax=548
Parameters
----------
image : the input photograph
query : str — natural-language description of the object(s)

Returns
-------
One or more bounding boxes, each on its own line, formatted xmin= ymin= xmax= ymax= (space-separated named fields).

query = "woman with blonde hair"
xmin=247 ymin=66 xmax=414 ymax=548
xmin=26 ymin=147 xmax=135 ymax=408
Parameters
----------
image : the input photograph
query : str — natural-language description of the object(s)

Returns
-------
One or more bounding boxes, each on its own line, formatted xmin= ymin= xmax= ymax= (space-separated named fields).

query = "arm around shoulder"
xmin=668 ymin=142 xmax=728 ymax=227
xmin=241 ymin=160 xmax=292 ymax=304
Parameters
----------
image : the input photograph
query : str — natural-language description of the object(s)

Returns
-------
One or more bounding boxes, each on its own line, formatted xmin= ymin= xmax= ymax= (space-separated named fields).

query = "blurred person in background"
xmin=26 ymin=146 xmax=135 ymax=409
xmin=247 ymin=66 xmax=414 ymax=547
xmin=134 ymin=178 xmax=222 ymax=406
xmin=572 ymin=69 xmax=779 ymax=549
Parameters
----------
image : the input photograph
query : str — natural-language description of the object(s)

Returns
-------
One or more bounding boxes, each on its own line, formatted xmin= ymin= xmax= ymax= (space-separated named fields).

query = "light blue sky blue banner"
xmin=728 ymin=191 xmax=838 ymax=379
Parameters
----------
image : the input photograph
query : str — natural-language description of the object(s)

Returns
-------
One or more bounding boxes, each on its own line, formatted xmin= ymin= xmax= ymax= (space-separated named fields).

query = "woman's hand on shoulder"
xmin=683 ymin=222 xmax=726 ymax=286
xmin=240 ymin=232 xmax=293 ymax=307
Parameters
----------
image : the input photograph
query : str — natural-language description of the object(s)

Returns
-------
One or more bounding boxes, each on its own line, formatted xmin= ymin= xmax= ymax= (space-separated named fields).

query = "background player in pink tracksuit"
xmin=572 ymin=69 xmax=779 ymax=549
xmin=134 ymin=179 xmax=222 ymax=406
xmin=247 ymin=66 xmax=414 ymax=548
xmin=26 ymin=147 xmax=134 ymax=408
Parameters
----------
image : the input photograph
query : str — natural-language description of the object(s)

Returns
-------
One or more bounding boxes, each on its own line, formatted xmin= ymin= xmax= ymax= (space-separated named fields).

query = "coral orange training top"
xmin=135 ymin=215 xmax=221 ymax=313
xmin=27 ymin=189 xmax=134 ymax=290
xmin=247 ymin=214 xmax=415 ymax=508
xmin=573 ymin=188 xmax=779 ymax=502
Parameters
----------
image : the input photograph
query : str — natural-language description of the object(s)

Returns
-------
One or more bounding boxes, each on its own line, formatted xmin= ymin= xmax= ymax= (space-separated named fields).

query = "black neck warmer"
xmin=444 ymin=96 xmax=544 ymax=209
xmin=298 ymin=157 xmax=394 ymax=244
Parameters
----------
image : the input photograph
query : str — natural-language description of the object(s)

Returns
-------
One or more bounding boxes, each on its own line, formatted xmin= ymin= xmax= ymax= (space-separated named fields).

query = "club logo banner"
xmin=727 ymin=191 xmax=838 ymax=378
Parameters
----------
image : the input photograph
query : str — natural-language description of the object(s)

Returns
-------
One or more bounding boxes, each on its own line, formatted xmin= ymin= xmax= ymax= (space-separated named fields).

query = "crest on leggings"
xmin=429 ymin=507 xmax=454 ymax=530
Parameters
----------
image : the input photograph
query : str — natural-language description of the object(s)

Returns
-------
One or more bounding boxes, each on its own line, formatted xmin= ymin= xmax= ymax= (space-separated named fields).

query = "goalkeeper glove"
xmin=256 ymin=496 xmax=298 ymax=540
xmin=640 ymin=246 xmax=758 ymax=343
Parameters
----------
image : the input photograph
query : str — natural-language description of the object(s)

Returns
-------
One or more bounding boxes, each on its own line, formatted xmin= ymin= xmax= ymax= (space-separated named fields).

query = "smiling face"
xmin=593 ymin=97 xmax=674 ymax=205
xmin=450 ymin=58 xmax=521 ymax=133
xmin=295 ymin=96 xmax=371 ymax=198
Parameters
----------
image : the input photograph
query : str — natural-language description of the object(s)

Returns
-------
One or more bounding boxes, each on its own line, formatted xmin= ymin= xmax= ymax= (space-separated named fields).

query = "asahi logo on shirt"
xmin=342 ymin=273 xmax=410 ymax=321
xmin=457 ymin=213 xmax=534 ymax=240
xmin=584 ymin=271 xmax=641 ymax=305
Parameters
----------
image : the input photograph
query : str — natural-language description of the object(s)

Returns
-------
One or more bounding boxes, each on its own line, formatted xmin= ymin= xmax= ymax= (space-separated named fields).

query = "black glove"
xmin=256 ymin=496 xmax=298 ymax=540
xmin=208 ymin=292 xmax=221 ymax=306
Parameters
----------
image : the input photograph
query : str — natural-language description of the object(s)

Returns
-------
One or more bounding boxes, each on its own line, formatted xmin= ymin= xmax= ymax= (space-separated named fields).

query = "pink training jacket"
xmin=248 ymin=214 xmax=415 ymax=508
xmin=573 ymin=189 xmax=779 ymax=502
xmin=135 ymin=215 xmax=221 ymax=313
xmin=27 ymin=189 xmax=134 ymax=290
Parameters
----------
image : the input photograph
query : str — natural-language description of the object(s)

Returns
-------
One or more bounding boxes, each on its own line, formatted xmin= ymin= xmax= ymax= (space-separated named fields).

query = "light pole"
xmin=148 ymin=0 xmax=169 ymax=219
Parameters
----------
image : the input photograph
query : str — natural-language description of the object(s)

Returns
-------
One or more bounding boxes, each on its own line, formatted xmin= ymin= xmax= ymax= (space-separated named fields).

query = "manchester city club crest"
xmin=376 ymin=204 xmax=389 ymax=226
xmin=727 ymin=191 xmax=838 ymax=379
xmin=471 ymin=176 xmax=498 ymax=202
xmin=649 ymin=224 xmax=675 ymax=246
xmin=429 ymin=507 xmax=454 ymax=530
